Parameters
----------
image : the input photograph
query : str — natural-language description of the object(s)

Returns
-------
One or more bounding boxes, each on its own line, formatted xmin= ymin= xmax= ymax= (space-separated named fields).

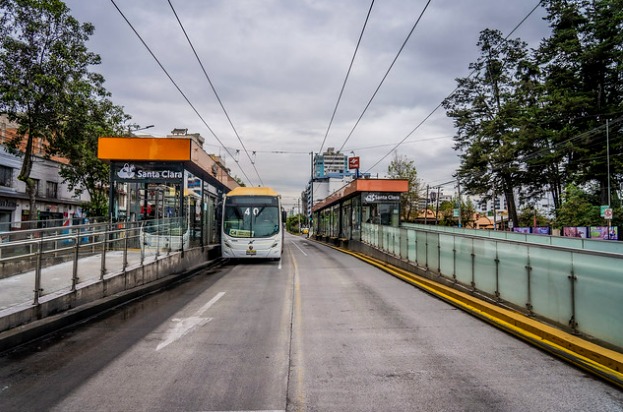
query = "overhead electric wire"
xmin=317 ymin=0 xmax=375 ymax=155
xmin=109 ymin=0 xmax=254 ymax=185
xmin=168 ymin=0 xmax=264 ymax=186
xmin=362 ymin=0 xmax=544 ymax=175
xmin=336 ymin=0 xmax=433 ymax=153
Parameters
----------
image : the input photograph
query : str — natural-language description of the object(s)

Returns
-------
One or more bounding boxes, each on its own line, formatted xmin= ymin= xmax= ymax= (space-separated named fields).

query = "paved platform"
xmin=322 ymin=241 xmax=623 ymax=390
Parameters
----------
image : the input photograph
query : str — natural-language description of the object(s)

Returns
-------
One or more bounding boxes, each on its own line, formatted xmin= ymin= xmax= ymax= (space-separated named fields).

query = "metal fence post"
xmin=123 ymin=225 xmax=128 ymax=272
xmin=568 ymin=268 xmax=578 ymax=334
xmin=71 ymin=230 xmax=80 ymax=291
xmin=33 ymin=237 xmax=43 ymax=306
xmin=525 ymin=254 xmax=533 ymax=315
xmin=100 ymin=225 xmax=108 ymax=280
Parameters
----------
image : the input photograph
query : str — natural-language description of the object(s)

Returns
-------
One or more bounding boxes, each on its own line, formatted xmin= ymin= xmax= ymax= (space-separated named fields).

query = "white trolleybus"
xmin=221 ymin=187 xmax=285 ymax=260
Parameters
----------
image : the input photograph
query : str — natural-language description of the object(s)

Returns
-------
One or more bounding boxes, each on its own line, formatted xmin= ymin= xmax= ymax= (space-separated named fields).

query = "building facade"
xmin=0 ymin=117 xmax=90 ymax=232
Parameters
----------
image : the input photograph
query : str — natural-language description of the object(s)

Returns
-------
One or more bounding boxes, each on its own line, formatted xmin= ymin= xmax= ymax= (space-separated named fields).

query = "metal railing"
xmin=0 ymin=217 xmax=193 ymax=311
xmin=361 ymin=223 xmax=623 ymax=351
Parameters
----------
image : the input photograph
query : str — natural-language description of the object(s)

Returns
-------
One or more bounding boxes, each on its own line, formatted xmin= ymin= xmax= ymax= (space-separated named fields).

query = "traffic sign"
xmin=604 ymin=208 xmax=613 ymax=220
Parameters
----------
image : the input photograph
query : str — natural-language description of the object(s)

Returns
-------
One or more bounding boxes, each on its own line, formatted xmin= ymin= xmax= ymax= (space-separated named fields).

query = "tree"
xmin=233 ymin=176 xmax=246 ymax=187
xmin=55 ymin=97 xmax=129 ymax=217
xmin=0 ymin=0 xmax=105 ymax=221
xmin=536 ymin=0 xmax=623 ymax=207
xmin=387 ymin=152 xmax=422 ymax=221
xmin=286 ymin=213 xmax=305 ymax=233
xmin=443 ymin=29 xmax=533 ymax=228
xmin=553 ymin=183 xmax=601 ymax=228
xmin=517 ymin=206 xmax=550 ymax=227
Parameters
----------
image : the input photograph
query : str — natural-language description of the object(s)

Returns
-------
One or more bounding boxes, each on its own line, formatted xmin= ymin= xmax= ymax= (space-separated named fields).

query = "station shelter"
xmin=98 ymin=135 xmax=239 ymax=247
xmin=312 ymin=178 xmax=408 ymax=241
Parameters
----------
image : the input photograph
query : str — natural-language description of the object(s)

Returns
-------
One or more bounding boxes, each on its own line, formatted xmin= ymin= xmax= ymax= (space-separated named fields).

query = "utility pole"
xmin=298 ymin=197 xmax=301 ymax=233
xmin=457 ymin=178 xmax=462 ymax=228
xmin=606 ymin=119 xmax=611 ymax=239
xmin=435 ymin=186 xmax=441 ymax=226
xmin=424 ymin=184 xmax=429 ymax=225
xmin=310 ymin=152 xmax=314 ymax=233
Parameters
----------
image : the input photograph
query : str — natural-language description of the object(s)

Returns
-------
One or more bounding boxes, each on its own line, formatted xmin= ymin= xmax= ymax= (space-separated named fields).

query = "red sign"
xmin=348 ymin=156 xmax=360 ymax=169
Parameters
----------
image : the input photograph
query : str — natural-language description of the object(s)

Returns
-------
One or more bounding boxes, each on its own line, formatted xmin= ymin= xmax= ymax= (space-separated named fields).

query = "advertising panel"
xmin=589 ymin=226 xmax=618 ymax=240
xmin=563 ymin=226 xmax=588 ymax=238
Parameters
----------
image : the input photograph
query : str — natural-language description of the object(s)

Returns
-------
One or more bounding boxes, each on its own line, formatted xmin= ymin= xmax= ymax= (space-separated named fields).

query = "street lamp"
xmin=128 ymin=124 xmax=154 ymax=136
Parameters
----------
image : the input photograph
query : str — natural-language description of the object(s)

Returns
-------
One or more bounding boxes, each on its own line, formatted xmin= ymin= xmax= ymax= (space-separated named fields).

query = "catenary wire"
xmin=362 ymin=0 xmax=544 ymax=175
xmin=109 ymin=0 xmax=254 ymax=185
xmin=168 ymin=0 xmax=264 ymax=187
xmin=317 ymin=0 xmax=375 ymax=155
xmin=261 ymin=0 xmax=545 ymax=186
xmin=336 ymin=0 xmax=433 ymax=153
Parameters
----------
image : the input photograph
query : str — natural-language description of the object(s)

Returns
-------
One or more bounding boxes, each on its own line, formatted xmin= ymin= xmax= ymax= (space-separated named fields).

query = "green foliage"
xmin=443 ymin=1 xmax=623 ymax=227
xmin=286 ymin=214 xmax=305 ymax=233
xmin=233 ymin=176 xmax=246 ymax=187
xmin=0 ymin=0 xmax=131 ymax=219
xmin=517 ymin=207 xmax=550 ymax=227
xmin=442 ymin=28 xmax=530 ymax=228
xmin=554 ymin=184 xmax=601 ymax=227
xmin=387 ymin=152 xmax=422 ymax=221
xmin=437 ymin=198 xmax=476 ymax=227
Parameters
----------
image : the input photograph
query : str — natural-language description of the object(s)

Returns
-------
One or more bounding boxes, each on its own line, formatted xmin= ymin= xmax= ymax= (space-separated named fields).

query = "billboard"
xmin=589 ymin=226 xmax=618 ymax=240
xmin=563 ymin=227 xmax=588 ymax=238
xmin=533 ymin=227 xmax=551 ymax=235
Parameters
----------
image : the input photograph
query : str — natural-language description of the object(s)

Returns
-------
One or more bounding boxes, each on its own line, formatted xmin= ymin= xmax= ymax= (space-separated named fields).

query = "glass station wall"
xmin=313 ymin=193 xmax=399 ymax=242
xmin=112 ymin=170 xmax=221 ymax=247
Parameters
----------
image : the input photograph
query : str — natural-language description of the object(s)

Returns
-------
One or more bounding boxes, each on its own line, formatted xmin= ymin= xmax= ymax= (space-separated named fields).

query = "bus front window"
xmin=224 ymin=204 xmax=279 ymax=238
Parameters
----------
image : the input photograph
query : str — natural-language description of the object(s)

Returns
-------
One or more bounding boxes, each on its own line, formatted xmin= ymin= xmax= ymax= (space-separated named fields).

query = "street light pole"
xmin=606 ymin=119 xmax=611 ymax=239
xmin=298 ymin=197 xmax=301 ymax=234
xmin=128 ymin=124 xmax=154 ymax=136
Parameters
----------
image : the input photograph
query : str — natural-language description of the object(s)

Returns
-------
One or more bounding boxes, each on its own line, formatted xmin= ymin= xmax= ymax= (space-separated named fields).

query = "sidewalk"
xmin=0 ymin=250 xmax=158 ymax=312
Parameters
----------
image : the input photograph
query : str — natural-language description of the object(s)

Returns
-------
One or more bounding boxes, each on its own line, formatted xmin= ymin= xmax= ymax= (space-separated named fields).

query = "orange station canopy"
xmin=312 ymin=178 xmax=408 ymax=213
xmin=98 ymin=136 xmax=239 ymax=191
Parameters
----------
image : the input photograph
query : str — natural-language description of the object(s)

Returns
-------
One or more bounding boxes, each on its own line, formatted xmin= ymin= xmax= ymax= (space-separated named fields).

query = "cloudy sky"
xmin=64 ymin=0 xmax=550 ymax=208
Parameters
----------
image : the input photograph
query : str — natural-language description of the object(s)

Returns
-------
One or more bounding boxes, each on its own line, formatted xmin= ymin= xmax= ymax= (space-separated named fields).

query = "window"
xmin=0 ymin=166 xmax=12 ymax=187
xmin=46 ymin=181 xmax=58 ymax=199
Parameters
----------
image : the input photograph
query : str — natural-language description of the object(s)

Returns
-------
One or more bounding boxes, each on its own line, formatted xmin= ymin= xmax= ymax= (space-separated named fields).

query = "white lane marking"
xmin=156 ymin=291 xmax=226 ymax=351
xmin=290 ymin=240 xmax=308 ymax=256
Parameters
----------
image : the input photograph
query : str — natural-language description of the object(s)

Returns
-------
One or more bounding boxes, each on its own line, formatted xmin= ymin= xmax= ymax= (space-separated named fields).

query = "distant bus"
xmin=221 ymin=187 xmax=285 ymax=260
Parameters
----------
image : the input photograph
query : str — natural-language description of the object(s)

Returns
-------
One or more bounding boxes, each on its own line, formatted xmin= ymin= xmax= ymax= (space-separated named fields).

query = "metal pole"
xmin=298 ymin=198 xmax=301 ymax=233
xmin=457 ymin=178 xmax=462 ymax=228
xmin=424 ymin=185 xmax=429 ymax=225
xmin=310 ymin=152 xmax=314 ymax=234
xmin=607 ymin=118 xmax=611 ymax=207
xmin=71 ymin=229 xmax=80 ymax=291
xmin=435 ymin=187 xmax=441 ymax=225
xmin=606 ymin=119 xmax=611 ymax=239
xmin=33 ymin=237 xmax=43 ymax=305
xmin=493 ymin=185 xmax=497 ymax=231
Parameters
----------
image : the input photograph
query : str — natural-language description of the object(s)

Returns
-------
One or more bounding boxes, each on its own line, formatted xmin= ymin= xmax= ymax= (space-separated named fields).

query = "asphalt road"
xmin=0 ymin=233 xmax=621 ymax=411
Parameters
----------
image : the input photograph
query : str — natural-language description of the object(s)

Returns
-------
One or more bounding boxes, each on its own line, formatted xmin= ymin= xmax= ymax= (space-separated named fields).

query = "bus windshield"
xmin=223 ymin=196 xmax=280 ymax=238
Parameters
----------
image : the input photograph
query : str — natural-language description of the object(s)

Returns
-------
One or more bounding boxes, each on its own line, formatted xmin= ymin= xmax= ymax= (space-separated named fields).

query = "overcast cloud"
xmin=64 ymin=0 xmax=550 ymax=207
